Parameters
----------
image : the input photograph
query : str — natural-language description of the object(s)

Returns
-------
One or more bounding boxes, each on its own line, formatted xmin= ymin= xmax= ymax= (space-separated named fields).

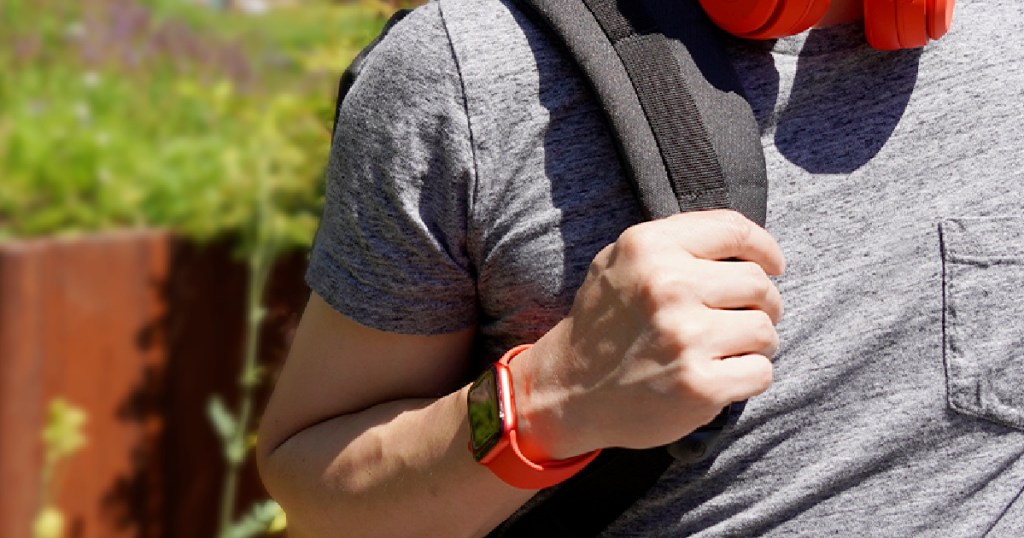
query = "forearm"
xmin=258 ymin=386 xmax=536 ymax=538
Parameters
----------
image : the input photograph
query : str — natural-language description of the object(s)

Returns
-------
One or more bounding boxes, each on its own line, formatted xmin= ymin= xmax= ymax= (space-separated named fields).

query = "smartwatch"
xmin=466 ymin=344 xmax=601 ymax=489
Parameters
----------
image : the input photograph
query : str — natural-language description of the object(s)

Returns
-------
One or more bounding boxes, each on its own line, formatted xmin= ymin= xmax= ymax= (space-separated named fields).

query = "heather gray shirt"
xmin=307 ymin=0 xmax=1024 ymax=534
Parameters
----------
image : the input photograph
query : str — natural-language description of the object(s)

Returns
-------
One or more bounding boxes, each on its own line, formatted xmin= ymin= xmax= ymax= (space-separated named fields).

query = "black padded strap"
xmin=583 ymin=0 xmax=730 ymax=213
xmin=515 ymin=0 xmax=735 ymax=220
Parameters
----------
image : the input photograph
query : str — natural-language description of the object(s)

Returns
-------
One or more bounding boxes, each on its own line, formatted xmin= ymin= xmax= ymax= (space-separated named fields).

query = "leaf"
xmin=267 ymin=504 xmax=288 ymax=534
xmin=42 ymin=398 xmax=88 ymax=459
xmin=225 ymin=500 xmax=286 ymax=538
xmin=206 ymin=394 xmax=237 ymax=443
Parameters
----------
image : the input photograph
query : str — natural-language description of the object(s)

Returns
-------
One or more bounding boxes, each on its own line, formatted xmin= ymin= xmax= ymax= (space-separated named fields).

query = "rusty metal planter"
xmin=0 ymin=230 xmax=307 ymax=538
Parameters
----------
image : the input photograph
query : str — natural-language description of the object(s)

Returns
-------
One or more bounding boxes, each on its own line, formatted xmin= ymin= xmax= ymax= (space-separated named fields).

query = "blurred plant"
xmin=33 ymin=399 xmax=88 ymax=538
xmin=206 ymin=90 xmax=318 ymax=538
xmin=0 ymin=0 xmax=395 ymax=242
xmin=218 ymin=499 xmax=288 ymax=538
xmin=2 ymin=0 xmax=416 ymax=536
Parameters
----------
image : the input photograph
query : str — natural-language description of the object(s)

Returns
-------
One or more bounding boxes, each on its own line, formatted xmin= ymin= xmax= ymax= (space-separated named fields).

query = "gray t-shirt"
xmin=307 ymin=0 xmax=1024 ymax=535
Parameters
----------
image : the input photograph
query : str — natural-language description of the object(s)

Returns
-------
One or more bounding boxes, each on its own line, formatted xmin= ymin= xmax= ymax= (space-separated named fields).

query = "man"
xmin=257 ymin=0 xmax=1024 ymax=535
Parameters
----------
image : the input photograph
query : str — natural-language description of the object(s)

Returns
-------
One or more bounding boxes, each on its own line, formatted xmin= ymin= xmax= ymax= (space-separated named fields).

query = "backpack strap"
xmin=487 ymin=0 xmax=767 ymax=535
xmin=513 ymin=0 xmax=766 ymax=223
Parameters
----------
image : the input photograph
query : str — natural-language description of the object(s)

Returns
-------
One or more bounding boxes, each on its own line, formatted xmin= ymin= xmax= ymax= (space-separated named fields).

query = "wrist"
xmin=509 ymin=332 xmax=595 ymax=461
xmin=467 ymin=343 xmax=600 ymax=489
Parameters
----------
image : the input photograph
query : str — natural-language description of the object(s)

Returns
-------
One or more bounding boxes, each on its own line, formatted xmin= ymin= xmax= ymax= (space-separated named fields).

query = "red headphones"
xmin=698 ymin=0 xmax=956 ymax=50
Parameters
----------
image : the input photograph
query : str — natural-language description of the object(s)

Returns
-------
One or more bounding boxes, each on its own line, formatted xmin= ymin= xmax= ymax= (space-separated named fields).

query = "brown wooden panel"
xmin=0 ymin=240 xmax=46 ymax=538
xmin=0 ymin=231 xmax=307 ymax=538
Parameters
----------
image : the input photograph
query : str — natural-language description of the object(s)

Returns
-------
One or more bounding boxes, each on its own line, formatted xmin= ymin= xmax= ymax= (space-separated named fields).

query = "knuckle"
xmin=648 ymin=311 xmax=699 ymax=356
xmin=636 ymin=272 xmax=695 ymax=311
xmin=681 ymin=364 xmax=728 ymax=407
xmin=673 ymin=317 xmax=708 ymax=347
xmin=647 ymin=310 xmax=679 ymax=346
xmin=768 ymin=330 xmax=781 ymax=357
xmin=592 ymin=243 xmax=614 ymax=266
xmin=752 ymin=312 xmax=778 ymax=347
xmin=718 ymin=210 xmax=754 ymax=246
xmin=677 ymin=369 xmax=715 ymax=406
xmin=749 ymin=268 xmax=772 ymax=296
xmin=740 ymin=265 xmax=781 ymax=318
xmin=750 ymin=359 xmax=774 ymax=394
xmin=634 ymin=274 xmax=664 ymax=310
xmin=616 ymin=225 xmax=655 ymax=259
xmin=739 ymin=263 xmax=772 ymax=297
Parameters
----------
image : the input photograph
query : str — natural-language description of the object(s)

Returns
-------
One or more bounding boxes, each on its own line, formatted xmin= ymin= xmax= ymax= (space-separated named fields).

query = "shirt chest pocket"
xmin=942 ymin=217 xmax=1024 ymax=430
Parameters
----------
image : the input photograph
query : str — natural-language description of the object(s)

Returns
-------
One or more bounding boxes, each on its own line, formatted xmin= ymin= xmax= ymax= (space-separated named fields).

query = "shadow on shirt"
xmin=733 ymin=27 xmax=923 ymax=174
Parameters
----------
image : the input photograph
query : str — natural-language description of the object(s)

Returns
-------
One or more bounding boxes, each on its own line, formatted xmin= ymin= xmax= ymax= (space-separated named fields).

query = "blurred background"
xmin=0 ymin=0 xmax=419 ymax=536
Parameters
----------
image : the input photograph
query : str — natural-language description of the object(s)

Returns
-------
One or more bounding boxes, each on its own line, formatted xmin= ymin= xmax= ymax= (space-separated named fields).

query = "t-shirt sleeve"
xmin=306 ymin=3 xmax=478 ymax=335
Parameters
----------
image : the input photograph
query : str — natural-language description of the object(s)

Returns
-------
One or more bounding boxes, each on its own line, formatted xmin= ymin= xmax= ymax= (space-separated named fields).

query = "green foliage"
xmin=224 ymin=500 xmax=287 ymax=538
xmin=34 ymin=398 xmax=88 ymax=538
xmin=0 ymin=0 xmax=393 ymax=254
xmin=4 ymin=2 xmax=408 ymax=537
xmin=41 ymin=398 xmax=88 ymax=459
xmin=207 ymin=395 xmax=240 ymax=455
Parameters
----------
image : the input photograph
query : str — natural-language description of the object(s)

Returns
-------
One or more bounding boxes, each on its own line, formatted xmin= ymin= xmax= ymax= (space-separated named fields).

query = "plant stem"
xmin=217 ymin=136 xmax=276 ymax=538
xmin=217 ymin=238 xmax=272 ymax=538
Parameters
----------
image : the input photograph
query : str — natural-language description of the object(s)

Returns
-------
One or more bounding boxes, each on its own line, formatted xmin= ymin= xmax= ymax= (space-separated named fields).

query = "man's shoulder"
xmin=351 ymin=0 xmax=536 ymax=95
xmin=436 ymin=0 xmax=573 ymax=96
xmin=436 ymin=0 xmax=523 ymax=29
xmin=361 ymin=2 xmax=453 ymax=80
xmin=338 ymin=2 xmax=463 ymax=126
xmin=375 ymin=0 xmax=530 ymax=54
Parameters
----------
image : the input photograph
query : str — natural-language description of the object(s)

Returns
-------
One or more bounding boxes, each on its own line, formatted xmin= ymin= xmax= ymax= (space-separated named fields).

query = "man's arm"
xmin=256 ymin=294 xmax=536 ymax=538
xmin=258 ymin=209 xmax=785 ymax=538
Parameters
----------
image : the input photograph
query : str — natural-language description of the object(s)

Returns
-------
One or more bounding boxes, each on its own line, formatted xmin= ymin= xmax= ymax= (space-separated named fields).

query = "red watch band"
xmin=470 ymin=344 xmax=601 ymax=489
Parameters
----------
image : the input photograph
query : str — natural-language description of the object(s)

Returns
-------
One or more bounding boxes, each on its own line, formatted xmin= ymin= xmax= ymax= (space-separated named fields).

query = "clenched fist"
xmin=512 ymin=209 xmax=786 ymax=462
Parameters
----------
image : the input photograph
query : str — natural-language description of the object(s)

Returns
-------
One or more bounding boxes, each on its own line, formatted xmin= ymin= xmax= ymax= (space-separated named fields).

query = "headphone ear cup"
xmin=698 ymin=0 xmax=782 ymax=37
xmin=864 ymin=0 xmax=907 ymax=50
xmin=927 ymin=0 xmax=955 ymax=40
xmin=771 ymin=0 xmax=831 ymax=38
xmin=865 ymin=0 xmax=956 ymax=50
xmin=897 ymin=0 xmax=930 ymax=48
xmin=699 ymin=0 xmax=829 ymax=39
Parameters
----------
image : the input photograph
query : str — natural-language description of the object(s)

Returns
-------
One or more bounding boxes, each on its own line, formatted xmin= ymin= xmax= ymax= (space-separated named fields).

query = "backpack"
xmin=331 ymin=0 xmax=767 ymax=535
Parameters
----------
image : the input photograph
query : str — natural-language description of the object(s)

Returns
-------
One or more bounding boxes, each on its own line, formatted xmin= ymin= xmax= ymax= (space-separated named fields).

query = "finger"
xmin=690 ymin=259 xmax=784 ymax=323
xmin=706 ymin=353 xmax=774 ymax=403
xmin=696 ymin=309 xmax=780 ymax=360
xmin=660 ymin=209 xmax=786 ymax=276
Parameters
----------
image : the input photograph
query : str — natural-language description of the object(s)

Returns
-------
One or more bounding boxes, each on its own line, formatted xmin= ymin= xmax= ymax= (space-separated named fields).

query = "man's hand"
xmin=514 ymin=209 xmax=786 ymax=461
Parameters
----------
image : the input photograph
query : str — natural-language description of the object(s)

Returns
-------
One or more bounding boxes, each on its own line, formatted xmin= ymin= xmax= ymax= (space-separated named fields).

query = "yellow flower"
xmin=32 ymin=506 xmax=64 ymax=538
xmin=267 ymin=505 xmax=288 ymax=534
xmin=43 ymin=398 xmax=87 ymax=459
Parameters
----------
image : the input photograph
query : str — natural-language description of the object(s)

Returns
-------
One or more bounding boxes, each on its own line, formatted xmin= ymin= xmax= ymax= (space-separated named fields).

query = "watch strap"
xmin=490 ymin=429 xmax=601 ymax=489
xmin=479 ymin=344 xmax=601 ymax=489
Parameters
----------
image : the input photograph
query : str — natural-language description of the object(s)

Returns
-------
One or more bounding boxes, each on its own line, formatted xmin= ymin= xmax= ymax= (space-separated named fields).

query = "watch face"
xmin=468 ymin=366 xmax=504 ymax=461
